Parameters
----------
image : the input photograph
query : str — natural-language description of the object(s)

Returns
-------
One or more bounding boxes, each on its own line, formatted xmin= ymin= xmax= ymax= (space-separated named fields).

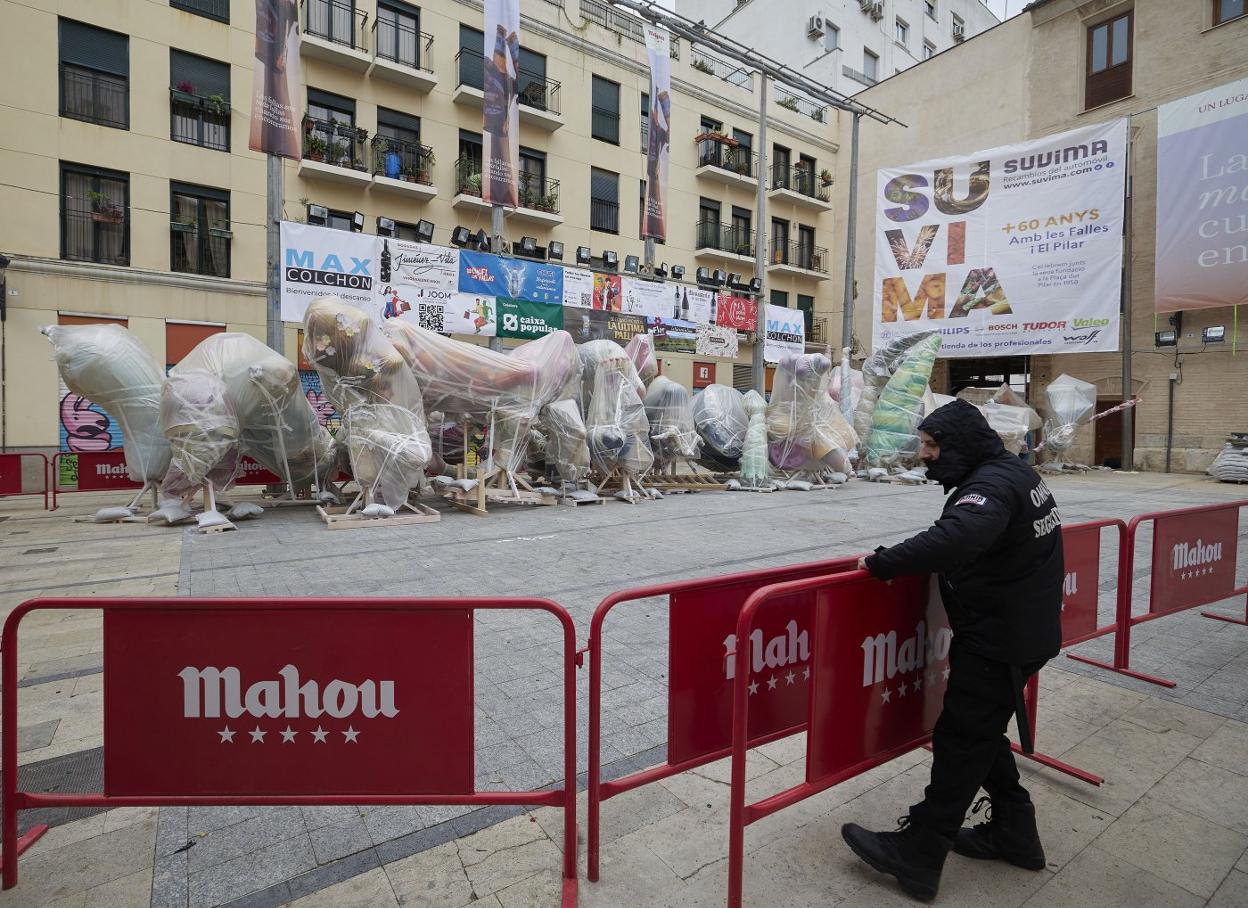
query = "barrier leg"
xmin=587 ymin=635 xmax=601 ymax=883
xmin=3 ymin=625 xmax=17 ymax=889
xmin=1009 ymin=676 xmax=1103 ymax=786
xmin=562 ymin=628 xmax=578 ymax=907
xmin=1201 ymin=591 xmax=1248 ymax=627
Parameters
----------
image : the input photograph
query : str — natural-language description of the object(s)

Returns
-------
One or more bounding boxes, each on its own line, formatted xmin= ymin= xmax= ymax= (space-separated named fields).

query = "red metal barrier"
xmin=51 ymin=451 xmax=141 ymax=509
xmin=0 ymin=453 xmax=50 ymax=510
xmin=585 ymin=555 xmax=860 ymax=881
xmin=1011 ymin=518 xmax=1126 ymax=787
xmin=1068 ymin=500 xmax=1248 ymax=687
xmin=2 ymin=597 xmax=579 ymax=906
xmin=727 ymin=569 xmax=946 ymax=908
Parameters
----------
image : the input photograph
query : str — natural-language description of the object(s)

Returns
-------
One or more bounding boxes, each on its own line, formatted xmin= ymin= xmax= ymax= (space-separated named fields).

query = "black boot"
xmin=841 ymin=818 xmax=952 ymax=902
xmin=953 ymin=797 xmax=1046 ymax=870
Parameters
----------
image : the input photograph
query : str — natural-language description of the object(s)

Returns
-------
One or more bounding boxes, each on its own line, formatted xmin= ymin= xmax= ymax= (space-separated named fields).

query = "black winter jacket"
xmin=865 ymin=399 xmax=1063 ymax=666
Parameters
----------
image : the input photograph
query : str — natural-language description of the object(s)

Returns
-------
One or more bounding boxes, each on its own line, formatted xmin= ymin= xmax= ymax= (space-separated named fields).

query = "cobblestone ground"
xmin=1 ymin=471 xmax=1245 ymax=907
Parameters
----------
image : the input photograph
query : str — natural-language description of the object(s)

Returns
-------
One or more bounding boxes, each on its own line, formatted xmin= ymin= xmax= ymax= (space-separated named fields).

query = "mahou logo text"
xmin=179 ymin=664 xmax=399 ymax=720
xmin=861 ymin=620 xmax=952 ymax=687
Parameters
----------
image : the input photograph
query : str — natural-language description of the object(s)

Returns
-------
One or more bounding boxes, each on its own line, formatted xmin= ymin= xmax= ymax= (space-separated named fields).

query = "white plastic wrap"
xmin=831 ymin=349 xmax=863 ymax=423
xmin=765 ymin=353 xmax=857 ymax=477
xmin=644 ymin=376 xmax=700 ymax=471
xmin=692 ymin=384 xmax=748 ymax=467
xmin=1209 ymin=442 xmax=1248 ymax=483
xmin=625 ymin=333 xmax=658 ymax=384
xmin=540 ymin=399 xmax=591 ymax=483
xmin=160 ymin=368 xmax=240 ymax=488
xmin=854 ymin=331 xmax=936 ymax=459
xmin=864 ymin=333 xmax=941 ymax=468
xmin=1042 ymin=373 xmax=1097 ymax=456
xmin=740 ymin=389 xmax=769 ymax=486
xmin=586 ymin=352 xmax=653 ymax=478
xmin=304 ymin=297 xmax=431 ymax=508
xmin=979 ymin=402 xmax=1034 ymax=455
xmin=577 ymin=340 xmax=644 ymax=417
xmin=42 ymin=324 xmax=172 ymax=484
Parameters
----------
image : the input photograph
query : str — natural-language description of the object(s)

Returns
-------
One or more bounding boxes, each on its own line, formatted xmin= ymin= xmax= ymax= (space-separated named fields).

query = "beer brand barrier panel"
xmin=1013 ymin=518 xmax=1127 ymax=787
xmin=585 ymin=555 xmax=860 ymax=881
xmin=0 ymin=453 xmax=50 ymax=510
xmin=2 ymin=597 xmax=579 ymax=906
xmin=727 ymin=569 xmax=946 ymax=908
xmin=1067 ymin=500 xmax=1248 ymax=688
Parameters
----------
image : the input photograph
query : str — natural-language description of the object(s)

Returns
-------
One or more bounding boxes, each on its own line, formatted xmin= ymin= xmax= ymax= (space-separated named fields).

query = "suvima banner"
xmin=1155 ymin=77 xmax=1248 ymax=313
xmin=482 ymin=0 xmax=520 ymax=207
xmin=873 ymin=120 xmax=1127 ymax=358
xmin=642 ymin=25 xmax=672 ymax=242
xmin=249 ymin=0 xmax=302 ymax=158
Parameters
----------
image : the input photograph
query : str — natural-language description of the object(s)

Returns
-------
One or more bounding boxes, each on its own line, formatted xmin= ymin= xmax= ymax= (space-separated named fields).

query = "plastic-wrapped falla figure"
xmin=644 ymin=376 xmax=700 ymax=475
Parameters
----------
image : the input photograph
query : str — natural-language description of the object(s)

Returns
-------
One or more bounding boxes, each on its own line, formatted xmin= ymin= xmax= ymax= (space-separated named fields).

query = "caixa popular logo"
xmin=722 ymin=620 xmax=809 ymax=680
xmin=861 ymin=619 xmax=952 ymax=687
xmin=178 ymin=664 xmax=398 ymax=720
xmin=1171 ymin=538 xmax=1223 ymax=574
xmin=285 ymin=249 xmax=374 ymax=291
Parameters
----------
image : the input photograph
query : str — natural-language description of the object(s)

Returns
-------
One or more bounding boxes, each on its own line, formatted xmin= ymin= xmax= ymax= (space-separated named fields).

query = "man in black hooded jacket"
xmin=841 ymin=399 xmax=1063 ymax=902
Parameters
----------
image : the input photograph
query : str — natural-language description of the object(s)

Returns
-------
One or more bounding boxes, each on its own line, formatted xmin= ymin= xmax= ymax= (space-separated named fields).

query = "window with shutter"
xmin=61 ymin=163 xmax=130 ymax=266
xmin=169 ymin=50 xmax=230 ymax=151
xmin=592 ymin=75 xmax=620 ymax=144
xmin=1085 ymin=11 xmax=1132 ymax=109
xmin=59 ymin=19 xmax=129 ymax=129
xmin=590 ymin=168 xmax=619 ymax=234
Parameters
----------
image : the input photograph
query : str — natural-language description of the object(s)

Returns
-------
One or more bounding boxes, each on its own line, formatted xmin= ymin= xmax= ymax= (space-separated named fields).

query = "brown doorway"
xmin=1093 ymin=399 xmax=1133 ymax=468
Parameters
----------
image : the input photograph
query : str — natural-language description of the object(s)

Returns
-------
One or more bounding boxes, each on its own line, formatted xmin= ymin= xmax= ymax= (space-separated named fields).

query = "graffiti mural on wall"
xmin=59 ymin=380 xmax=123 ymax=452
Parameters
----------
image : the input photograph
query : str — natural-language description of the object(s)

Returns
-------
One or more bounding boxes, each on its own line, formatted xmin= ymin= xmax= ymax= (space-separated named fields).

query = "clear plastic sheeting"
xmin=1042 ymin=373 xmax=1097 ymax=457
xmin=692 ymin=384 xmax=748 ymax=468
xmin=585 ymin=349 xmax=653 ymax=479
xmin=865 ymin=333 xmax=942 ymax=468
xmin=381 ymin=321 xmax=585 ymax=477
xmin=304 ymin=297 xmax=431 ymax=509
xmin=577 ymin=340 xmax=645 ymax=417
xmin=540 ymin=399 xmax=591 ymax=483
xmin=42 ymin=324 xmax=172 ymax=484
xmin=979 ymin=402 xmax=1035 ymax=455
xmin=644 ymin=376 xmax=700 ymax=471
xmin=625 ymin=333 xmax=658 ymax=384
xmin=160 ymin=369 xmax=240 ymax=488
xmin=831 ymin=350 xmax=863 ymax=422
xmin=740 ymin=390 xmax=769 ymax=486
xmin=854 ymin=331 xmax=937 ymax=460
xmin=766 ymin=353 xmax=858 ymax=477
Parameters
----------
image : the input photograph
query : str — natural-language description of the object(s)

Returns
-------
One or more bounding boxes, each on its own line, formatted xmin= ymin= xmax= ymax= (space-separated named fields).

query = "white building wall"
xmin=679 ymin=0 xmax=999 ymax=98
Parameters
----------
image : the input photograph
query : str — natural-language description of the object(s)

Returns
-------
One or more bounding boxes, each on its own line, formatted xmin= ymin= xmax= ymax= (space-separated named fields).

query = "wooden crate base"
xmin=560 ymin=494 xmax=607 ymax=506
xmin=316 ymin=501 xmax=441 ymax=530
xmin=484 ymin=488 xmax=559 ymax=507
xmin=645 ymin=474 xmax=730 ymax=493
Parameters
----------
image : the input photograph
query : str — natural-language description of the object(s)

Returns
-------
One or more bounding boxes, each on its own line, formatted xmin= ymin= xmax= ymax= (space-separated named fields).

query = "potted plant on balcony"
xmin=691 ymin=57 xmax=716 ymax=76
xmin=171 ymin=214 xmax=197 ymax=233
xmin=776 ymin=95 xmax=801 ymax=113
xmin=329 ymin=141 xmax=350 ymax=167
xmin=416 ymin=149 xmax=434 ymax=184
xmin=305 ymin=134 xmax=327 ymax=162
xmin=819 ymin=168 xmax=834 ymax=187
xmin=205 ymin=94 xmax=228 ymax=116
xmin=88 ymin=190 xmax=124 ymax=224
xmin=537 ymin=192 xmax=558 ymax=214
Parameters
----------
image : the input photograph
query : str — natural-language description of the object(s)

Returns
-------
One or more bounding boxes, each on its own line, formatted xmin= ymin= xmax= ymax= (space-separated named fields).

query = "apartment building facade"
xmin=679 ymin=0 xmax=999 ymax=97
xmin=833 ymin=0 xmax=1248 ymax=471
xmin=0 ymin=0 xmax=846 ymax=453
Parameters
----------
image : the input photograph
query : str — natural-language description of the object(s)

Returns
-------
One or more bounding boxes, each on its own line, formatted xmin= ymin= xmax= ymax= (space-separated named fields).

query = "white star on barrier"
xmin=942 ymin=666 xmax=951 ymax=681
xmin=280 ymin=727 xmax=297 ymax=743
xmin=785 ymin=670 xmax=796 ymax=686
xmin=881 ymin=687 xmax=892 ymax=704
xmin=250 ymin=727 xmax=266 ymax=743
xmin=802 ymin=666 xmax=811 ymax=681
xmin=913 ymin=677 xmax=923 ymax=693
xmin=748 ymin=680 xmax=759 ymax=696
xmin=343 ymin=726 xmax=360 ymax=743
xmin=767 ymin=675 xmax=778 ymax=690
xmin=311 ymin=726 xmax=328 ymax=743
xmin=898 ymin=681 xmax=908 ymax=697
xmin=218 ymin=727 xmax=235 ymax=743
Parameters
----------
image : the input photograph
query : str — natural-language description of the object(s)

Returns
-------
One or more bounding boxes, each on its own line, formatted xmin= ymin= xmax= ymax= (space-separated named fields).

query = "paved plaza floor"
xmin=0 ymin=471 xmax=1245 ymax=907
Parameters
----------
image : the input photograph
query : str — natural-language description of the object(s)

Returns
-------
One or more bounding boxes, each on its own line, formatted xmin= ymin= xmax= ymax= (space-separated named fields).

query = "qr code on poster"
xmin=417 ymin=302 xmax=445 ymax=334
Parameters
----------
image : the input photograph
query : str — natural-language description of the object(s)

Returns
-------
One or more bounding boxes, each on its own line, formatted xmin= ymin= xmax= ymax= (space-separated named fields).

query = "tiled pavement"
xmin=1 ymin=471 xmax=1245 ymax=906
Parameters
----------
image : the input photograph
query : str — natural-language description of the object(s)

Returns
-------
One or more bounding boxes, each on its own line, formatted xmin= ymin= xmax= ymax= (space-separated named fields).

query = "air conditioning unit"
xmin=953 ymin=25 xmax=966 ymax=42
xmin=807 ymin=14 xmax=825 ymax=38
xmin=859 ymin=0 xmax=884 ymax=22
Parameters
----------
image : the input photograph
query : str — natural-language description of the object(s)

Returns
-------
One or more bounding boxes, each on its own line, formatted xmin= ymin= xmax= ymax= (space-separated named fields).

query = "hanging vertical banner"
xmin=873 ymin=120 xmax=1127 ymax=358
xmin=764 ymin=304 xmax=806 ymax=363
xmin=249 ymin=0 xmax=302 ymax=158
xmin=642 ymin=25 xmax=672 ymax=242
xmin=1155 ymin=76 xmax=1248 ymax=313
xmin=482 ymin=0 xmax=520 ymax=207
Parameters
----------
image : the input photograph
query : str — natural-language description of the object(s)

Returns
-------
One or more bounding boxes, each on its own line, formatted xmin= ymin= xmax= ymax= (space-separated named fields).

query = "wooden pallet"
xmin=644 ymin=474 xmax=730 ymax=493
xmin=560 ymin=494 xmax=607 ymax=506
xmin=198 ymin=519 xmax=237 ymax=534
xmin=316 ymin=501 xmax=441 ymax=530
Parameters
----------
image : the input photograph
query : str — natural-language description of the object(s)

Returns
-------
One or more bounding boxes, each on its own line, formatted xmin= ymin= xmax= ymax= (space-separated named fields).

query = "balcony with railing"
xmin=592 ymin=106 xmax=620 ymax=144
xmin=590 ymin=197 xmax=619 ymax=234
xmin=368 ymin=17 xmax=436 ymax=91
xmin=689 ymin=48 xmax=753 ymax=91
xmin=774 ymin=88 xmax=827 ymax=124
xmin=370 ymin=135 xmax=436 ymax=200
xmin=695 ymin=133 xmax=758 ymax=185
xmin=62 ymin=204 xmax=129 ymax=267
xmin=768 ymin=163 xmax=832 ymax=210
xmin=60 ymin=65 xmax=128 ymax=129
xmin=170 ymin=89 xmax=229 ymax=151
xmin=769 ymin=239 xmax=830 ymax=279
xmin=695 ymin=220 xmax=756 ymax=264
xmin=298 ymin=115 xmax=371 ymax=185
xmin=453 ymin=49 xmax=563 ymax=130
xmin=301 ymin=0 xmax=371 ymax=71
xmin=842 ymin=64 xmax=878 ymax=88
xmin=808 ymin=317 xmax=829 ymax=347
xmin=452 ymin=159 xmax=563 ymax=224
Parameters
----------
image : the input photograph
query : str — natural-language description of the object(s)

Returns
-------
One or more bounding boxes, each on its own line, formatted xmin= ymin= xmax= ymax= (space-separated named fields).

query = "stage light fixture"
xmin=451 ymin=226 xmax=472 ymax=247
xmin=654 ymin=262 xmax=668 ymax=279
xmin=1155 ymin=330 xmax=1177 ymax=347
xmin=603 ymin=250 xmax=619 ymax=271
xmin=548 ymin=241 xmax=564 ymax=261
xmin=671 ymin=265 xmax=686 ymax=281
xmin=351 ymin=211 xmax=366 ymax=232
xmin=1204 ymin=326 xmax=1226 ymax=344
xmin=624 ymin=255 xmax=640 ymax=273
xmin=473 ymin=228 xmax=490 ymax=250
xmin=415 ymin=219 xmax=435 ymax=244
xmin=576 ymin=246 xmax=592 ymax=266
xmin=518 ymin=235 xmax=539 ymax=258
xmin=695 ymin=266 xmax=713 ymax=286
xmin=376 ymin=217 xmax=396 ymax=237
xmin=748 ymin=277 xmax=763 ymax=294
xmin=712 ymin=269 xmax=727 ymax=286
xmin=307 ymin=204 xmax=329 ymax=225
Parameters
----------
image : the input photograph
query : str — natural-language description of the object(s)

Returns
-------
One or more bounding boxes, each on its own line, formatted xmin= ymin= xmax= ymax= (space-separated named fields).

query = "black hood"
xmin=918 ymin=399 xmax=1007 ymax=491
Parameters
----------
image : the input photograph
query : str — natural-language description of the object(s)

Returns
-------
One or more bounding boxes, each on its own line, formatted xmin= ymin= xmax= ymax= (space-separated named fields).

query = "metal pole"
xmin=752 ymin=73 xmax=768 ymax=394
xmin=643 ymin=237 xmax=656 ymax=270
xmin=1120 ymin=131 xmax=1134 ymax=470
xmin=489 ymin=204 xmax=505 ymax=351
xmin=265 ymin=154 xmax=283 ymax=352
xmin=841 ymin=112 xmax=861 ymax=354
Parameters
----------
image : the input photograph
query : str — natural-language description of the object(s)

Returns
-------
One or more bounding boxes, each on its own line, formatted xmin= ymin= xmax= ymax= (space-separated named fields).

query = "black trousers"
xmin=908 ymin=643 xmax=1046 ymax=839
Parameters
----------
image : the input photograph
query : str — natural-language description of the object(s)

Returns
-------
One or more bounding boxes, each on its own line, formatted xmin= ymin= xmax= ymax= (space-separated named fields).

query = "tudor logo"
xmin=178 ymin=664 xmax=399 ymax=720
xmin=861 ymin=619 xmax=952 ymax=687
